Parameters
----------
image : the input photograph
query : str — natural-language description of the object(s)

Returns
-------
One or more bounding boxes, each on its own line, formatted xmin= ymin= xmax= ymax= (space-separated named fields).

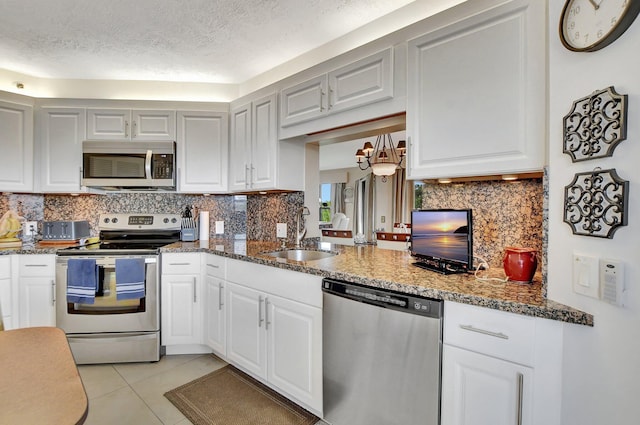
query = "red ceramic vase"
xmin=503 ymin=247 xmax=538 ymax=283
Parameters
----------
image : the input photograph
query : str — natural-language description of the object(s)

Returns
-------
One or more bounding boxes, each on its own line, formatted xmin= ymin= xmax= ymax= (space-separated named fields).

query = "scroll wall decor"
xmin=564 ymin=168 xmax=629 ymax=238
xmin=563 ymin=86 xmax=627 ymax=162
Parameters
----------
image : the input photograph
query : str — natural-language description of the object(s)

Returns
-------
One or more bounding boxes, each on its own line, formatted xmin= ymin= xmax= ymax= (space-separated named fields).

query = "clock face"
xmin=560 ymin=0 xmax=640 ymax=51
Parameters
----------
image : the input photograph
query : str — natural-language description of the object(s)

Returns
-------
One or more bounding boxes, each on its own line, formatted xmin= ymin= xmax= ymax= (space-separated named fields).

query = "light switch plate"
xmin=276 ymin=223 xmax=287 ymax=238
xmin=215 ymin=221 xmax=224 ymax=234
xmin=573 ymin=254 xmax=599 ymax=298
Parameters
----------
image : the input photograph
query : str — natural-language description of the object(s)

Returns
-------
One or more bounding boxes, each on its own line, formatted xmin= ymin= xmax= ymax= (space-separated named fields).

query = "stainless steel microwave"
xmin=82 ymin=141 xmax=176 ymax=190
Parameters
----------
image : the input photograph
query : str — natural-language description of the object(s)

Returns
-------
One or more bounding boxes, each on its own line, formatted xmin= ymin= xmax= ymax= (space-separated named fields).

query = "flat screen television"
xmin=410 ymin=209 xmax=473 ymax=274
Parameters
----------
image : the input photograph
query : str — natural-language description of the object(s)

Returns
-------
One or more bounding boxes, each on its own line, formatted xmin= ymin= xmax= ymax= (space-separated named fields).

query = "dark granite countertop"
xmin=0 ymin=242 xmax=68 ymax=254
xmin=2 ymin=239 xmax=592 ymax=326
xmin=161 ymin=239 xmax=593 ymax=326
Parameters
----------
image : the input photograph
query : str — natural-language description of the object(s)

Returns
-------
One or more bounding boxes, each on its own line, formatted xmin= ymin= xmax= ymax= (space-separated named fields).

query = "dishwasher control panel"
xmin=322 ymin=278 xmax=442 ymax=318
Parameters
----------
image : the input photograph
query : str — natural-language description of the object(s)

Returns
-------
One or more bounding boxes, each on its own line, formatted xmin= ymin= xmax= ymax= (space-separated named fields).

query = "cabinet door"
xmin=407 ymin=0 xmax=545 ymax=179
xmin=441 ymin=344 xmax=533 ymax=425
xmin=229 ymin=103 xmax=252 ymax=191
xmin=18 ymin=276 xmax=56 ymax=328
xmin=38 ymin=108 xmax=86 ymax=193
xmin=204 ymin=273 xmax=226 ymax=355
xmin=0 ymin=256 xmax=11 ymax=329
xmin=87 ymin=108 xmax=131 ymax=140
xmin=226 ymin=282 xmax=267 ymax=379
xmin=266 ymin=294 xmax=322 ymax=412
xmin=132 ymin=110 xmax=176 ymax=141
xmin=0 ymin=100 xmax=33 ymax=192
xmin=250 ymin=94 xmax=277 ymax=189
xmin=161 ymin=274 xmax=202 ymax=346
xmin=279 ymin=75 xmax=327 ymax=127
xmin=0 ymin=277 xmax=10 ymax=330
xmin=177 ymin=111 xmax=228 ymax=192
xmin=328 ymin=48 xmax=393 ymax=114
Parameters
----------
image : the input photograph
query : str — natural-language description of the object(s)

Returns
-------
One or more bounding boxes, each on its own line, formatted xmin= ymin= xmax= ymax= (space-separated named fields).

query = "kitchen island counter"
xmin=162 ymin=240 xmax=593 ymax=326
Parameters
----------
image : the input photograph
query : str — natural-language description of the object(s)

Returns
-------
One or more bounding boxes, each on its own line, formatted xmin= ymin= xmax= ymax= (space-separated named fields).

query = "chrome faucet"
xmin=295 ymin=206 xmax=310 ymax=248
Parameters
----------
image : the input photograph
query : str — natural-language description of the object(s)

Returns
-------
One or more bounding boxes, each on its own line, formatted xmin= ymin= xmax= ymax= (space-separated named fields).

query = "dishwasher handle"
xmin=322 ymin=278 xmax=442 ymax=319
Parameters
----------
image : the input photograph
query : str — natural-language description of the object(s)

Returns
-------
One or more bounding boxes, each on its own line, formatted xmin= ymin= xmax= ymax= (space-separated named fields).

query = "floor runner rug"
xmin=164 ymin=364 xmax=319 ymax=425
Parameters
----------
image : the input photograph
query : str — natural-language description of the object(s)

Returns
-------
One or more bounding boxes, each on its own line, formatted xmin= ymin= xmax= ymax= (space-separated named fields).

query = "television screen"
xmin=410 ymin=209 xmax=473 ymax=274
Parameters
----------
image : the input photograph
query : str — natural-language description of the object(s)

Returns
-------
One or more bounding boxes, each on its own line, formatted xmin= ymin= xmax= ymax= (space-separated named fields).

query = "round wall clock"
xmin=560 ymin=0 xmax=640 ymax=52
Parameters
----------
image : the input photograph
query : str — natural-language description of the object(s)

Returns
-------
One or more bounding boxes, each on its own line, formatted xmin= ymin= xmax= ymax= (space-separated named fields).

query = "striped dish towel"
xmin=115 ymin=258 xmax=146 ymax=300
xmin=67 ymin=258 xmax=98 ymax=304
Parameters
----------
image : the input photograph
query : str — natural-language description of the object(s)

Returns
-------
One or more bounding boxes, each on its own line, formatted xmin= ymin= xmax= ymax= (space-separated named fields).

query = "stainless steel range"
xmin=56 ymin=213 xmax=180 ymax=364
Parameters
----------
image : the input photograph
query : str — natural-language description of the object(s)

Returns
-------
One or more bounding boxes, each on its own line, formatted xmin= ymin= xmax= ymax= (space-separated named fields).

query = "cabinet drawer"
xmin=204 ymin=254 xmax=225 ymax=278
xmin=162 ymin=253 xmax=201 ymax=274
xmin=0 ymin=256 xmax=10 ymax=279
xmin=226 ymin=259 xmax=322 ymax=308
xmin=18 ymin=255 xmax=55 ymax=277
xmin=444 ymin=301 xmax=535 ymax=366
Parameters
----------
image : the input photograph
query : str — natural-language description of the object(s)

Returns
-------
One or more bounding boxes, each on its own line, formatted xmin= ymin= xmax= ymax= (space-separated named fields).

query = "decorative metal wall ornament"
xmin=563 ymin=86 xmax=627 ymax=162
xmin=564 ymin=168 xmax=629 ymax=239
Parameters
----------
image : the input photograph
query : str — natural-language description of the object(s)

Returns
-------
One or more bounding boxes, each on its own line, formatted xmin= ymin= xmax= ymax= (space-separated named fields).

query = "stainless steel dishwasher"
xmin=322 ymin=278 xmax=443 ymax=425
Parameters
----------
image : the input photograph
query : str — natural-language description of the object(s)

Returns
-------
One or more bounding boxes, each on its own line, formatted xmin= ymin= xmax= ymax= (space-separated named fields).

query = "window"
xmin=319 ymin=183 xmax=332 ymax=222
xmin=413 ymin=181 xmax=424 ymax=210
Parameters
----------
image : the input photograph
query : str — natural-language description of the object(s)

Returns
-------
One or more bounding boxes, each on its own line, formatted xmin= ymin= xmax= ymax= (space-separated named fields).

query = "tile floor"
xmin=78 ymin=354 xmax=327 ymax=425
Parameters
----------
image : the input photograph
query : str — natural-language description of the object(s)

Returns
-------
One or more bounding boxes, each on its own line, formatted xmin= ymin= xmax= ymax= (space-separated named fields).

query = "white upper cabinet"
xmin=280 ymin=48 xmax=393 ymax=128
xmin=406 ymin=0 xmax=546 ymax=180
xmin=230 ymin=93 xmax=304 ymax=192
xmin=177 ymin=111 xmax=228 ymax=193
xmin=37 ymin=107 xmax=86 ymax=193
xmin=229 ymin=102 xmax=252 ymax=190
xmin=87 ymin=108 xmax=176 ymax=141
xmin=0 ymin=99 xmax=34 ymax=192
xmin=279 ymin=75 xmax=327 ymax=128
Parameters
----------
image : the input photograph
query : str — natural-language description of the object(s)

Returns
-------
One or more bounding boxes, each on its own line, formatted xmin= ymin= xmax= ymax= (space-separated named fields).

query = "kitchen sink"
xmin=263 ymin=249 xmax=338 ymax=261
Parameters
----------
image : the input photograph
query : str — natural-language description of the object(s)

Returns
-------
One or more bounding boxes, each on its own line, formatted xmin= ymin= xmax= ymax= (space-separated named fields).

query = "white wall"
xmin=548 ymin=1 xmax=640 ymax=424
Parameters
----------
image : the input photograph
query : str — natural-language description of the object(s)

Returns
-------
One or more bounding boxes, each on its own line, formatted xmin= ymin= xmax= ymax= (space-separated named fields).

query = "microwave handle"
xmin=145 ymin=150 xmax=152 ymax=179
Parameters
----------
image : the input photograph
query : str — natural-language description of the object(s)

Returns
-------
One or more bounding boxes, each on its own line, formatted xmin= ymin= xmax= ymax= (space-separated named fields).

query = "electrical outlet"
xmin=215 ymin=221 xmax=224 ymax=234
xmin=23 ymin=221 xmax=37 ymax=236
xmin=381 ymin=216 xmax=386 ymax=223
xmin=276 ymin=223 xmax=287 ymax=238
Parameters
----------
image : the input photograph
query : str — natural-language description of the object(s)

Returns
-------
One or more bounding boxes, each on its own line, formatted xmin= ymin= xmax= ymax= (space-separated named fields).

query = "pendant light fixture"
xmin=355 ymin=134 xmax=406 ymax=182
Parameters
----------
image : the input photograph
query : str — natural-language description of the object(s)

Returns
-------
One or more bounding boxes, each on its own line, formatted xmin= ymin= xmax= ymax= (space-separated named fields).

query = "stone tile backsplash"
xmin=1 ymin=191 xmax=303 ymax=242
xmin=2 ymin=178 xmax=542 ymax=272
xmin=420 ymin=178 xmax=543 ymax=269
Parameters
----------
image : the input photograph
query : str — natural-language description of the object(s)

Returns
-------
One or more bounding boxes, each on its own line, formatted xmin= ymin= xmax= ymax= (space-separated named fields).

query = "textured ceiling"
xmin=0 ymin=0 xmax=417 ymax=84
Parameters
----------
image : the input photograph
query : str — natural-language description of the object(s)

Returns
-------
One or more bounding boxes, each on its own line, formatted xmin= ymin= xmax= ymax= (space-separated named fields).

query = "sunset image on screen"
xmin=411 ymin=210 xmax=470 ymax=263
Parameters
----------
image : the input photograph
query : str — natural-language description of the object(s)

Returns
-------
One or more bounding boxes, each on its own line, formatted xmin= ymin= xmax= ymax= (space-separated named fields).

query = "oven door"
xmin=56 ymin=254 xmax=159 ymax=333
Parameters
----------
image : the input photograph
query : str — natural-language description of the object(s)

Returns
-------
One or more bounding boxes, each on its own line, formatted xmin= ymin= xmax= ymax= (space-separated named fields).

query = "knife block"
xmin=180 ymin=227 xmax=198 ymax=242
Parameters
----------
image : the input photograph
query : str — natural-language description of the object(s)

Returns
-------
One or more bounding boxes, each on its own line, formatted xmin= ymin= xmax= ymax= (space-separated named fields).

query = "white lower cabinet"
xmin=266 ymin=293 xmax=322 ymax=410
xmin=161 ymin=253 xmax=208 ymax=353
xmin=225 ymin=259 xmax=323 ymax=415
xmin=442 ymin=301 xmax=563 ymax=425
xmin=442 ymin=344 xmax=533 ymax=425
xmin=16 ymin=255 xmax=56 ymax=328
xmin=204 ymin=254 xmax=226 ymax=356
xmin=226 ymin=282 xmax=267 ymax=377
xmin=0 ymin=256 xmax=13 ymax=329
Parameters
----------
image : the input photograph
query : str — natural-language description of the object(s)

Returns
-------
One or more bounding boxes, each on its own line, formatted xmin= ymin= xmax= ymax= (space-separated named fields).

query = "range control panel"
xmin=99 ymin=214 xmax=181 ymax=230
